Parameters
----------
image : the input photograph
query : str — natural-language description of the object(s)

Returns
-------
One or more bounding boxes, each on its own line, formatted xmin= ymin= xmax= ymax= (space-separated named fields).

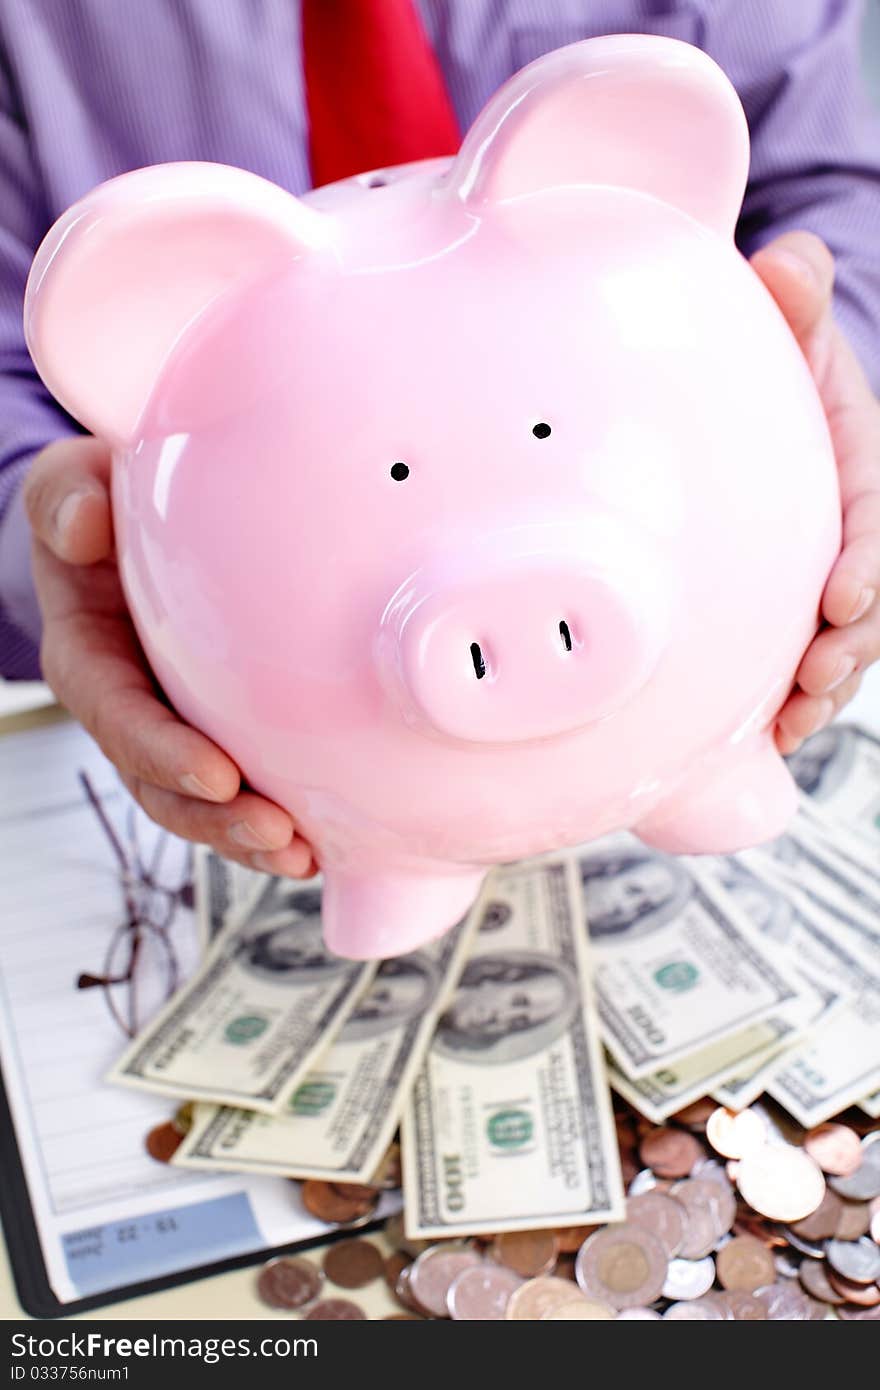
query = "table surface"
xmin=1 ymin=674 xmax=878 ymax=1320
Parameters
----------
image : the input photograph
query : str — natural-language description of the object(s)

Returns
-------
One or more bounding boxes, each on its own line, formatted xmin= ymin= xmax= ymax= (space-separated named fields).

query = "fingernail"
xmin=180 ymin=772 xmax=225 ymax=802
xmin=772 ymin=247 xmax=818 ymax=287
xmin=53 ymin=489 xmax=92 ymax=542
xmin=821 ymin=656 xmax=856 ymax=693
xmin=806 ymin=697 xmax=834 ymax=736
xmin=229 ymin=821 xmax=277 ymax=851
xmin=848 ymin=587 xmax=875 ymax=624
xmin=250 ymin=853 xmax=274 ymax=874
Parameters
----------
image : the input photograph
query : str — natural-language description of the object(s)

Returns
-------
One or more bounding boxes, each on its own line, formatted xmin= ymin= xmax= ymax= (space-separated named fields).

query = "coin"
xmin=836 ymin=1301 xmax=880 ymax=1319
xmin=331 ymin=1182 xmax=380 ymax=1202
xmin=662 ymin=1255 xmax=714 ymax=1300
xmin=706 ymin=1106 xmax=766 ymax=1160
xmin=303 ymin=1298 xmax=366 ymax=1320
xmin=506 ymin=1276 xmax=584 ymax=1320
xmin=371 ymin=1141 xmax=402 ymax=1190
xmin=409 ymin=1246 xmax=482 ymax=1318
xmin=575 ymin=1224 xmax=668 ymax=1310
xmin=829 ymin=1133 xmax=880 ymax=1201
xmin=394 ymin=1264 xmax=426 ymax=1315
xmin=716 ymin=1235 xmax=776 ymax=1292
xmin=671 ymin=1177 xmax=736 ymax=1257
xmin=719 ymin=1289 xmax=769 ymax=1320
xmin=301 ymin=1179 xmax=378 ymax=1224
xmin=627 ymin=1169 xmax=663 ymax=1197
xmin=144 ymin=1121 xmax=183 ymax=1164
xmin=555 ymin=1226 xmax=598 ymax=1254
xmin=664 ymin=1298 xmax=724 ymax=1320
xmin=447 ymin=1263 xmax=522 ymax=1320
xmin=492 ymin=1229 xmax=558 ymax=1278
xmin=385 ymin=1251 xmax=409 ymax=1294
xmin=626 ymin=1191 xmax=686 ymax=1258
xmin=788 ymin=1188 xmax=843 ymax=1241
xmin=826 ymin=1270 xmax=880 ymax=1306
xmin=256 ymin=1256 xmax=323 ymax=1310
xmin=804 ymin=1123 xmax=863 ymax=1177
xmin=798 ymin=1259 xmax=847 ymax=1306
xmin=834 ymin=1198 xmax=872 ymax=1240
xmin=615 ymin=1307 xmax=663 ymax=1320
xmin=322 ymin=1238 xmax=383 ymax=1289
xmin=542 ymin=1298 xmax=616 ymax=1320
xmin=383 ymin=1212 xmax=429 ymax=1258
xmin=639 ymin=1127 xmax=702 ymax=1178
xmin=755 ymin=1283 xmax=812 ymax=1320
xmin=670 ymin=1099 xmax=717 ymax=1131
xmin=781 ymin=1227 xmax=826 ymax=1259
xmin=826 ymin=1236 xmax=880 ymax=1285
xmin=736 ymin=1144 xmax=826 ymax=1221
xmin=171 ymin=1101 xmax=195 ymax=1136
xmin=872 ymin=1205 xmax=880 ymax=1244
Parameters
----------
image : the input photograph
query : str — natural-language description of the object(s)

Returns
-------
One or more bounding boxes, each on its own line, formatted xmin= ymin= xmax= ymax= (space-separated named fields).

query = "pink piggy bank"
xmin=25 ymin=36 xmax=840 ymax=959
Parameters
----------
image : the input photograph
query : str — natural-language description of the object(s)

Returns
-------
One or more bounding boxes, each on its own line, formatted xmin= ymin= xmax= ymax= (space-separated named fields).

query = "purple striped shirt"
xmin=2 ymin=0 xmax=880 ymax=677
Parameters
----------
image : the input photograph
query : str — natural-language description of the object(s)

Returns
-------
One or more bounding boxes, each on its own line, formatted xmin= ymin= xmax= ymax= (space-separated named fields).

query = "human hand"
xmin=750 ymin=231 xmax=880 ymax=755
xmin=24 ymin=436 xmax=315 ymax=875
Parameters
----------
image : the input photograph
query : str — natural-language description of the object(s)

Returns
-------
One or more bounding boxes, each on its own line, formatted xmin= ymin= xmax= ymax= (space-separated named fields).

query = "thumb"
xmin=24 ymin=436 xmax=113 ymax=564
xmin=750 ymin=231 xmax=835 ymax=372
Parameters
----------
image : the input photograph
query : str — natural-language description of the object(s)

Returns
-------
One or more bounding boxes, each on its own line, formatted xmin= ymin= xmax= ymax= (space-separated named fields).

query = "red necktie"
xmin=302 ymin=0 xmax=461 ymax=188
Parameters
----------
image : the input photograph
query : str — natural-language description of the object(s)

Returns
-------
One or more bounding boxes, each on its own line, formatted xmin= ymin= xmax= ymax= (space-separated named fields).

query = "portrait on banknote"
xmin=432 ymin=950 xmax=578 ymax=1064
xmin=580 ymin=845 xmax=691 ymax=938
xmin=341 ymin=954 xmax=439 ymax=1041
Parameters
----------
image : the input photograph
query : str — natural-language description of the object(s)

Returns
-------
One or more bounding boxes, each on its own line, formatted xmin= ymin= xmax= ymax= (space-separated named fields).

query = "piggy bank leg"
xmin=634 ymin=734 xmax=798 ymax=855
xmin=321 ymin=867 xmax=487 ymax=960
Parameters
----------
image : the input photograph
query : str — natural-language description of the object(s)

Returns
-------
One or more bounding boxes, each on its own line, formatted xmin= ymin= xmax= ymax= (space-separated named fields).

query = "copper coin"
xmin=575 ymin=1223 xmax=668 ymax=1310
xmin=383 ymin=1314 xmax=422 ymax=1320
xmin=706 ymin=1107 xmax=766 ymax=1160
xmin=385 ymin=1250 xmax=410 ymax=1296
xmin=505 ymin=1276 xmax=581 ymax=1320
xmin=626 ymin=1191 xmax=686 ymax=1258
xmin=835 ymin=1198 xmax=872 ymax=1241
xmin=331 ymin=1182 xmax=380 ymax=1202
xmin=736 ymin=1144 xmax=826 ymax=1222
xmin=826 ymin=1270 xmax=880 ymax=1306
xmin=555 ymin=1225 xmax=598 ymax=1254
xmin=322 ymin=1238 xmax=383 ymax=1289
xmin=303 ymin=1298 xmax=366 ymax=1320
xmin=145 ymin=1122 xmax=183 ymax=1165
xmin=798 ymin=1259 xmax=847 ymax=1306
xmin=639 ymin=1127 xmax=702 ymax=1178
xmin=257 ymin=1256 xmax=323 ymax=1310
xmin=716 ymin=1236 xmax=776 ymax=1292
xmin=301 ymin=1180 xmax=377 ymax=1224
xmin=492 ymin=1229 xmax=558 ymax=1278
xmin=447 ymin=1263 xmax=522 ymax=1319
xmin=788 ymin=1188 xmax=843 ymax=1241
xmin=409 ymin=1246 xmax=482 ymax=1318
xmin=804 ymin=1123 xmax=863 ymax=1177
xmin=670 ymin=1098 xmax=717 ymax=1131
xmin=826 ymin=1236 xmax=880 ymax=1284
xmin=836 ymin=1301 xmax=880 ymax=1319
xmin=829 ymin=1133 xmax=880 ymax=1201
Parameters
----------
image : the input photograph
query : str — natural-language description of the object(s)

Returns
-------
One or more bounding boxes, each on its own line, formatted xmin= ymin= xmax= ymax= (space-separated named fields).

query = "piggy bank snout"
xmin=385 ymin=540 xmax=667 ymax=745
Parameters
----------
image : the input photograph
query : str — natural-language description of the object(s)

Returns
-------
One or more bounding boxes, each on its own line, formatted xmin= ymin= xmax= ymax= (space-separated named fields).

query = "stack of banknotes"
xmin=108 ymin=723 xmax=880 ymax=1238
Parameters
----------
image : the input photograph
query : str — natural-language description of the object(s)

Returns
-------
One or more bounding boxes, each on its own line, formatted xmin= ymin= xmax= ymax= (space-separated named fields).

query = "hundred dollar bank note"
xmin=787 ymin=723 xmax=880 ymax=844
xmin=173 ymin=910 xmax=478 ymax=1184
xmin=108 ymin=877 xmax=374 ymax=1113
xmin=194 ymin=847 xmax=267 ymax=950
xmin=402 ymin=857 xmax=624 ymax=1238
xmin=576 ymin=837 xmax=801 ymax=1080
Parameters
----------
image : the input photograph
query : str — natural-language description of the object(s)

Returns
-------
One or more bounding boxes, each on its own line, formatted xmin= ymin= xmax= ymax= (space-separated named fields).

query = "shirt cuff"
xmin=0 ymin=455 xmax=41 ymax=679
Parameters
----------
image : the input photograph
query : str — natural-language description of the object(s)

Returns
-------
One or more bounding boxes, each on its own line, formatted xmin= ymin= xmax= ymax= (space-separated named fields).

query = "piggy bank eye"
xmin=390 ymin=461 xmax=410 ymax=481
xmin=532 ymin=422 xmax=551 ymax=439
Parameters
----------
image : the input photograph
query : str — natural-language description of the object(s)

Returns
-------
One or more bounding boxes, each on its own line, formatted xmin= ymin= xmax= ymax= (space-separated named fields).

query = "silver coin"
xmin=661 ymin=1256 xmax=715 ymax=1301
xmin=627 ymin=1168 xmax=660 ymax=1197
xmin=615 ymin=1307 xmax=662 ymax=1320
xmin=781 ymin=1226 xmax=826 ymax=1259
xmin=664 ymin=1297 xmax=724 ymax=1320
xmin=828 ymin=1133 xmax=880 ymax=1201
xmin=825 ymin=1235 xmax=880 ymax=1284
xmin=755 ymin=1283 xmax=812 ymax=1320
xmin=774 ymin=1249 xmax=801 ymax=1280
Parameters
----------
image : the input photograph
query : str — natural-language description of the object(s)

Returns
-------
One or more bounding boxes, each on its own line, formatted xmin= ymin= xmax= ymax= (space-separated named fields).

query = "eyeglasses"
xmin=76 ymin=771 xmax=194 ymax=1037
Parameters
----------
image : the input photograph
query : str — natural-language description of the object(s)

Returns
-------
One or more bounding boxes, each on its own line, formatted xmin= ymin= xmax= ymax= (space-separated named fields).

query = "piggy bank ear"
xmin=447 ymin=35 xmax=748 ymax=236
xmin=25 ymin=163 xmax=332 ymax=444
